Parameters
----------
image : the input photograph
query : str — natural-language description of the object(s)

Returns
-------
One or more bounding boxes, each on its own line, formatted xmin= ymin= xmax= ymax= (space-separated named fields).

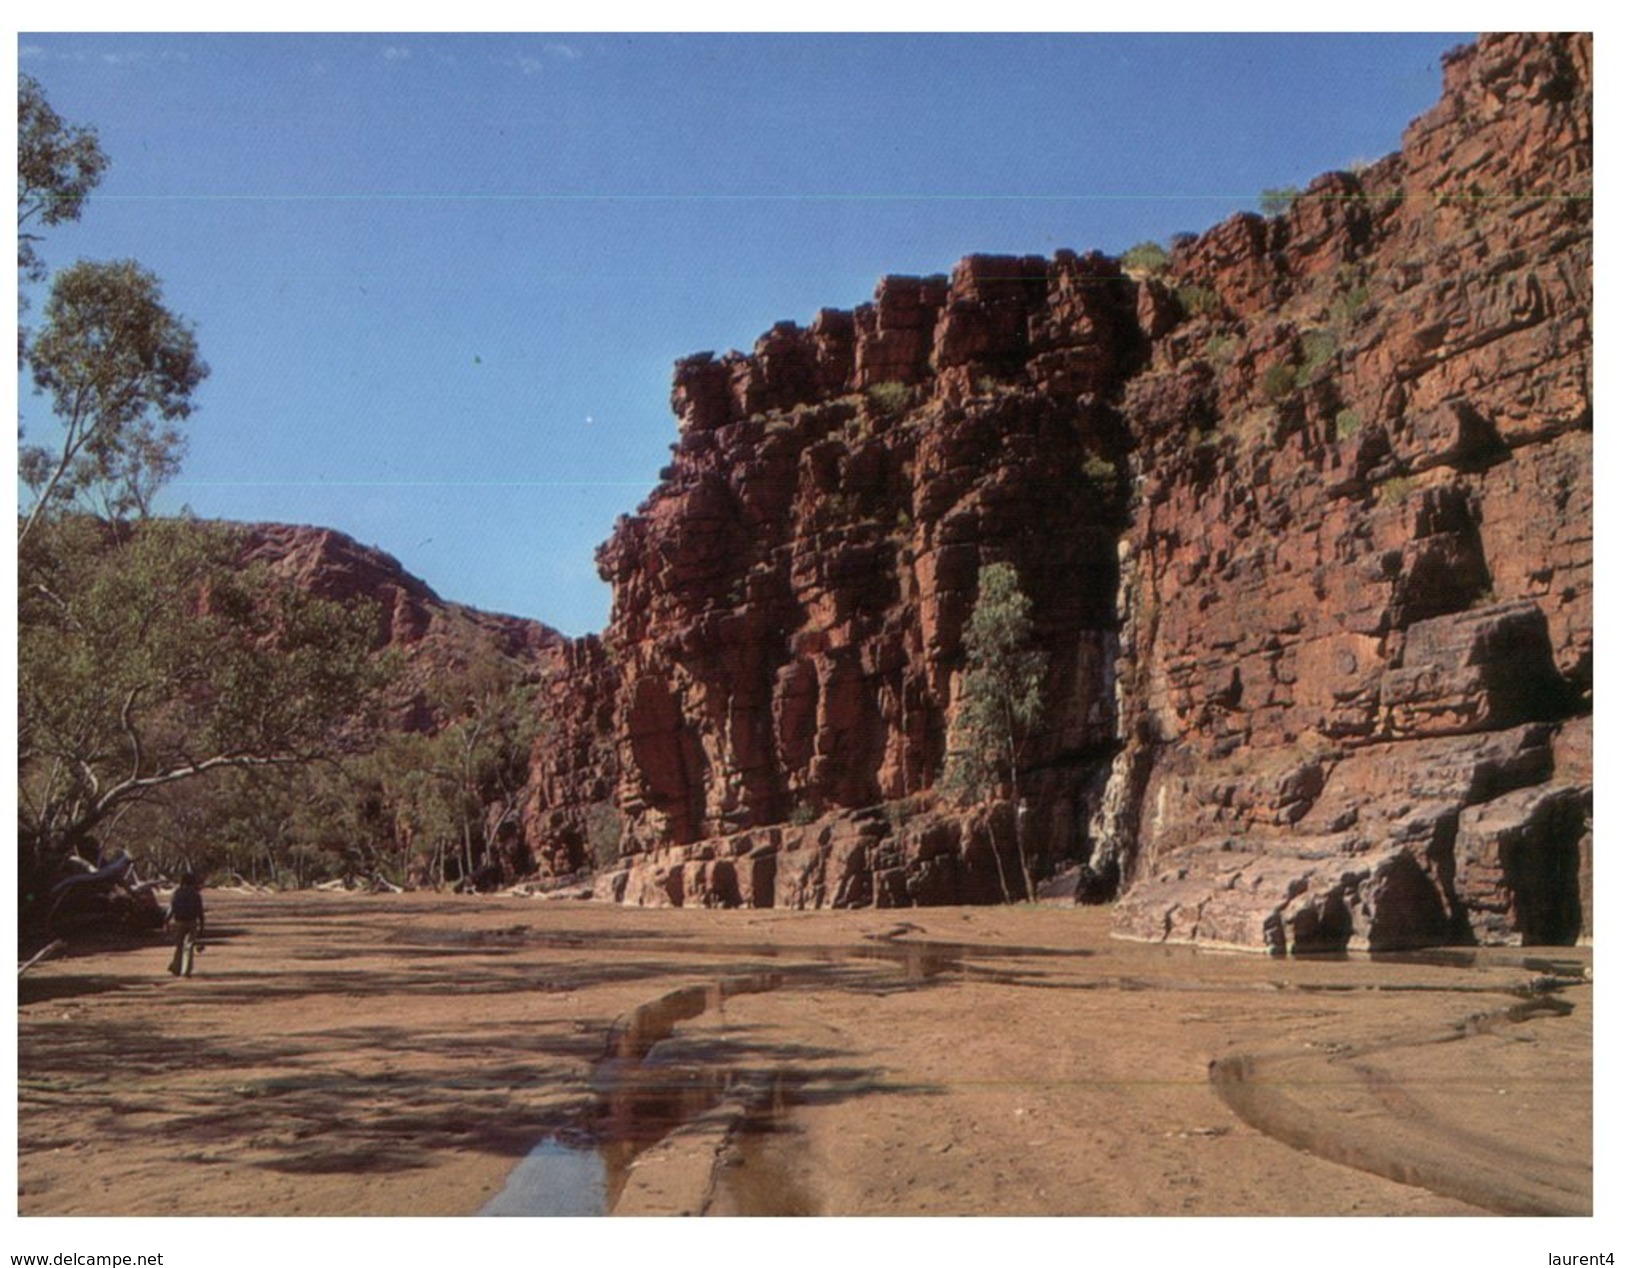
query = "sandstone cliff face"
xmin=1102 ymin=32 xmax=1591 ymax=950
xmin=525 ymin=33 xmax=1591 ymax=949
xmin=574 ymin=251 xmax=1135 ymax=904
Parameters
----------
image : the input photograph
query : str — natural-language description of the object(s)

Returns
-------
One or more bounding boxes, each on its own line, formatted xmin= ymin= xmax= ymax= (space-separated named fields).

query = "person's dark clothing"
xmin=166 ymin=880 xmax=205 ymax=977
xmin=169 ymin=883 xmax=204 ymax=923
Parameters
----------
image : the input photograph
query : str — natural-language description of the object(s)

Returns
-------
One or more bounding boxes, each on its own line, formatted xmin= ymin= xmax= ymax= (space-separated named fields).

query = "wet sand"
xmin=16 ymin=891 xmax=1591 ymax=1217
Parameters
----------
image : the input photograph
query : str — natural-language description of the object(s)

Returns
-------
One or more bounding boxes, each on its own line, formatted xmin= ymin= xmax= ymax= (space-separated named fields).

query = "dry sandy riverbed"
xmin=16 ymin=891 xmax=1591 ymax=1218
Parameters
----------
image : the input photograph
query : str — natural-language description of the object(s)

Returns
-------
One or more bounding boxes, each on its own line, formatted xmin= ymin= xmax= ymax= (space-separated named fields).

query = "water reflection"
xmin=486 ymin=945 xmax=972 ymax=1215
xmin=480 ymin=1137 xmax=607 ymax=1216
xmin=479 ymin=927 xmax=1589 ymax=1216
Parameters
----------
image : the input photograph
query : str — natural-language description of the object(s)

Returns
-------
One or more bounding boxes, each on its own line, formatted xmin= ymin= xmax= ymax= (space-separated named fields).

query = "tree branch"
xmin=61 ymin=751 xmax=308 ymax=847
xmin=119 ymin=684 xmax=146 ymax=787
xmin=18 ymin=387 xmax=93 ymax=549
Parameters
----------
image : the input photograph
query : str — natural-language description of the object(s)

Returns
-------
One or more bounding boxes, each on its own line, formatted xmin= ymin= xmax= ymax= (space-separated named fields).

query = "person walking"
xmin=165 ymin=872 xmax=206 ymax=977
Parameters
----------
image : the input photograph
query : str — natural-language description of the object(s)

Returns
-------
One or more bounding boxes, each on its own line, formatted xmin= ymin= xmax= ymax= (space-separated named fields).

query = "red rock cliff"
xmin=239 ymin=522 xmax=566 ymax=709
xmin=524 ymin=34 xmax=1591 ymax=948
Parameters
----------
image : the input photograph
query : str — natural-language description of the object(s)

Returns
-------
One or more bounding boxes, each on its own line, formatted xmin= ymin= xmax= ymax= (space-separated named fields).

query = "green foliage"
xmin=1174 ymin=284 xmax=1220 ymax=319
xmin=17 ymin=74 xmax=109 ymax=287
xmin=944 ymin=561 xmax=1048 ymax=803
xmin=20 ymin=259 xmax=208 ymax=541
xmin=1335 ymin=408 xmax=1363 ymax=441
xmin=1256 ymin=329 xmax=1339 ymax=402
xmin=373 ymin=650 xmax=539 ymax=884
xmin=1328 ymin=264 xmax=1372 ymax=328
xmin=139 ymin=766 xmax=309 ymax=886
xmin=1379 ymin=474 xmax=1416 ymax=505
xmin=113 ymin=643 xmax=542 ymax=891
xmin=1259 ymin=186 xmax=1302 ymax=216
xmin=1120 ymin=240 xmax=1170 ymax=275
xmin=1294 ymin=329 xmax=1338 ymax=387
xmin=943 ymin=562 xmax=1048 ymax=901
xmin=866 ymin=380 xmax=911 ymax=419
xmin=1080 ymin=452 xmax=1118 ymax=495
xmin=787 ymin=801 xmax=818 ymax=828
xmin=585 ymin=803 xmax=624 ymax=870
xmin=18 ymin=81 xmax=205 ymax=541
xmin=17 ymin=518 xmax=395 ymax=902
xmin=1203 ymin=333 xmax=1239 ymax=366
xmin=1261 ymin=362 xmax=1298 ymax=401
xmin=1328 ymin=287 xmax=1371 ymax=328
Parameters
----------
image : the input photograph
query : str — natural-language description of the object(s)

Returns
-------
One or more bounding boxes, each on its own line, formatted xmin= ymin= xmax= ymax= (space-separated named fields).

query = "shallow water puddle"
xmin=479 ymin=971 xmax=804 ymax=1215
xmin=480 ymin=939 xmax=1003 ymax=1215
xmin=480 ymin=1138 xmax=607 ymax=1216
xmin=479 ymin=931 xmax=1585 ymax=1216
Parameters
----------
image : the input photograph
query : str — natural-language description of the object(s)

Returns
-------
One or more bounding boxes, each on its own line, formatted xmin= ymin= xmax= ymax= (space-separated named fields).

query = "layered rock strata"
xmin=524 ymin=33 xmax=1591 ymax=949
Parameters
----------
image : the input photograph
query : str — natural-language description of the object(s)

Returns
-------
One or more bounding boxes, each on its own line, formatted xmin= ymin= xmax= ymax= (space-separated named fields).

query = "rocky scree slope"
xmin=521 ymin=33 xmax=1590 ymax=951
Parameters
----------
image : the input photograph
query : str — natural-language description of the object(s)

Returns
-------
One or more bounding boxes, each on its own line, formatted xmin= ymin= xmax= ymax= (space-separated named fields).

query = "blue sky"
xmin=17 ymin=32 xmax=1469 ymax=634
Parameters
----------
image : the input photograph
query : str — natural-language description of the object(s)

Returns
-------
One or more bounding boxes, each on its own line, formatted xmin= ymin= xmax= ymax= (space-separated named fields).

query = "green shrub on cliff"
xmin=1080 ymin=452 xmax=1118 ymax=495
xmin=1261 ymin=361 xmax=1298 ymax=401
xmin=1203 ymin=333 xmax=1239 ymax=366
xmin=1328 ymin=264 xmax=1373 ymax=328
xmin=1175 ymin=283 xmax=1220 ymax=319
xmin=1120 ymin=240 xmax=1170 ymax=275
xmin=1294 ymin=329 xmax=1338 ymax=387
xmin=1259 ymin=185 xmax=1301 ymax=216
xmin=867 ymin=380 xmax=911 ymax=418
xmin=1380 ymin=474 xmax=1416 ymax=505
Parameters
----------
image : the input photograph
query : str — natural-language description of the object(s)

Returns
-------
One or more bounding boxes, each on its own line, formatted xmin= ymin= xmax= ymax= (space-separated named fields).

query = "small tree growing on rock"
xmin=943 ymin=561 xmax=1048 ymax=902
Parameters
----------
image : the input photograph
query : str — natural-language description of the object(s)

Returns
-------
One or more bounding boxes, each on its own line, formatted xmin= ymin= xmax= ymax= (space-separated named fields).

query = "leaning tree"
xmin=17 ymin=517 xmax=394 ymax=916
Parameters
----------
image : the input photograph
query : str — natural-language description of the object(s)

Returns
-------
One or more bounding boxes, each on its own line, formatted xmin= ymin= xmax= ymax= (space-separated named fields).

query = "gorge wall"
xmin=240 ymin=522 xmax=566 ymax=725
xmin=521 ymin=33 xmax=1592 ymax=951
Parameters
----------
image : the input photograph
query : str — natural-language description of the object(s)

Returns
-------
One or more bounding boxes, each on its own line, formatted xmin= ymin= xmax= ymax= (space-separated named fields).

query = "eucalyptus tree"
xmin=943 ymin=561 xmax=1048 ymax=902
xmin=17 ymin=73 xmax=108 ymax=289
xmin=19 ymin=259 xmax=206 ymax=545
xmin=17 ymin=518 xmax=393 ymax=912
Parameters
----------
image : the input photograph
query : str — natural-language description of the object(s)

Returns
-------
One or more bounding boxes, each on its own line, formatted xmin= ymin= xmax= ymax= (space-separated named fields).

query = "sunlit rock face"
xmin=525 ymin=34 xmax=1592 ymax=950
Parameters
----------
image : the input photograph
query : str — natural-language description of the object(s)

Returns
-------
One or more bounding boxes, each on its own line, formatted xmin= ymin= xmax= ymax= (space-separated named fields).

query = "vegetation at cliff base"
xmin=866 ymin=379 xmax=912 ymax=419
xmin=943 ymin=562 xmax=1048 ymax=902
